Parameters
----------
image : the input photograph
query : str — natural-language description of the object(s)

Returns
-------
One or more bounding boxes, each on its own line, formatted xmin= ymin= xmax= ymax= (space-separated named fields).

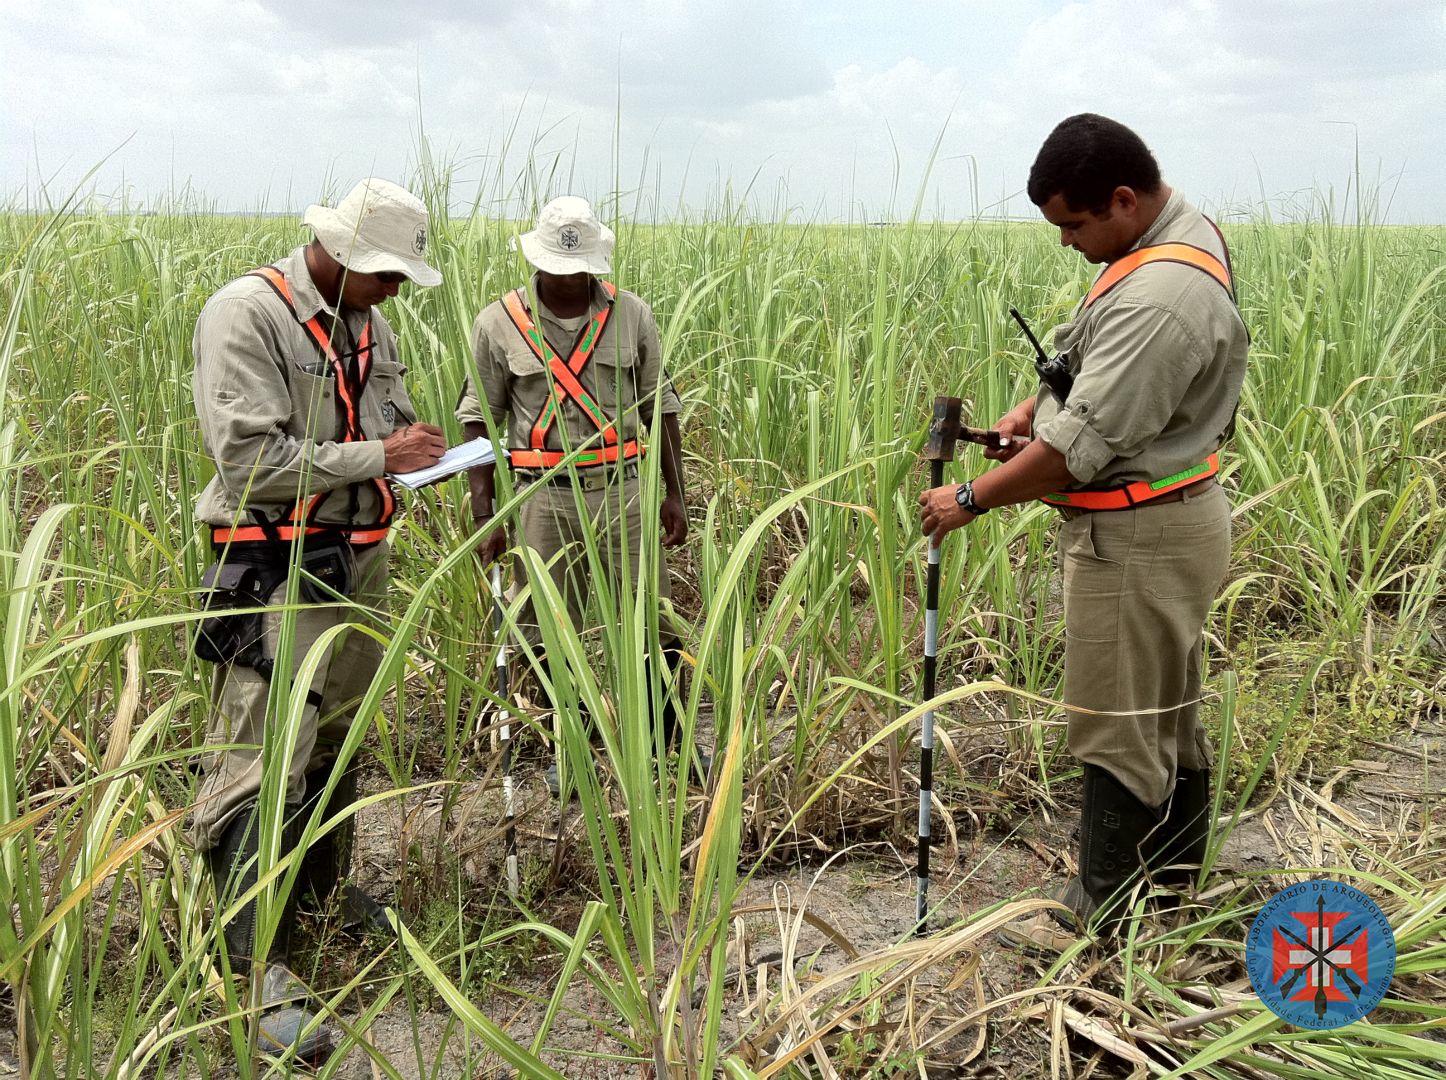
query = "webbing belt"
xmin=211 ymin=265 xmax=394 ymax=545
xmin=509 ymin=441 xmax=642 ymax=469
xmin=1041 ymin=454 xmax=1220 ymax=511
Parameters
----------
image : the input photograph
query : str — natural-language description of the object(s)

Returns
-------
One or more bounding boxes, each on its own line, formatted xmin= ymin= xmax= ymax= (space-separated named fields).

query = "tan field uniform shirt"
xmin=193 ymin=247 xmax=414 ymax=530
xmin=455 ymin=275 xmax=681 ymax=453
xmin=1034 ymin=192 xmax=1249 ymax=487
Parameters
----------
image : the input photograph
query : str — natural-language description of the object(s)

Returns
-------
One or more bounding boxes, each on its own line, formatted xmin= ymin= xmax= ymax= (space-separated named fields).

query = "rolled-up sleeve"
xmin=1034 ymin=299 xmax=1205 ymax=485
xmin=635 ymin=306 xmax=681 ymax=424
xmin=194 ymin=298 xmax=383 ymax=500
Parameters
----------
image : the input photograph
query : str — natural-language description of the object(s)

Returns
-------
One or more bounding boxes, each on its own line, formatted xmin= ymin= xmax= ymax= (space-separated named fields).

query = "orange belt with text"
xmin=211 ymin=266 xmax=395 ymax=546
xmin=502 ymin=281 xmax=644 ymax=470
xmin=1043 ymin=228 xmax=1235 ymax=511
xmin=1040 ymin=453 xmax=1219 ymax=511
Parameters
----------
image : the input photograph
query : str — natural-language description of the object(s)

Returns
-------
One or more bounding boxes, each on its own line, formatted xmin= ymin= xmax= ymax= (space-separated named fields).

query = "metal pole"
xmin=491 ymin=564 xmax=519 ymax=898
xmin=917 ymin=396 xmax=961 ymax=934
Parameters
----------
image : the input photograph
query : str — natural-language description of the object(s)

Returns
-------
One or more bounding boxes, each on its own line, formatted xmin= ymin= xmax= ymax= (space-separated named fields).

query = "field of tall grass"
xmin=1 ymin=183 xmax=1443 ymax=1078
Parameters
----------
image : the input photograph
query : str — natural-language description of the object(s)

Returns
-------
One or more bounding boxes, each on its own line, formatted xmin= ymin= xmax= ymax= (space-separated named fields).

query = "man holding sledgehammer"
xmin=917 ymin=114 xmax=1248 ymax=954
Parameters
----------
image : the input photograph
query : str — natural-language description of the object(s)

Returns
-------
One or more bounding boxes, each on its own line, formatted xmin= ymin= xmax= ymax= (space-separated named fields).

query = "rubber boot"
xmin=206 ymin=801 xmax=335 ymax=1067
xmin=1000 ymin=765 xmax=1161 ymax=955
xmin=1152 ymin=767 xmax=1211 ymax=890
xmin=298 ymin=762 xmax=391 ymax=936
xmin=1061 ymin=765 xmax=1162 ymax=932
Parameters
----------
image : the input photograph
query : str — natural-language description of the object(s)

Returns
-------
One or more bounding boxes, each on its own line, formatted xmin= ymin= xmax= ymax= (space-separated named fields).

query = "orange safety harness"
xmin=1042 ymin=230 xmax=1236 ymax=512
xmin=501 ymin=282 xmax=644 ymax=470
xmin=1082 ymin=241 xmax=1233 ymax=309
xmin=211 ymin=266 xmax=395 ymax=546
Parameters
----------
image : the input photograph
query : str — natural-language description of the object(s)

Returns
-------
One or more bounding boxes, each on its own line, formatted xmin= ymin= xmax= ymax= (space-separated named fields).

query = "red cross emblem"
xmin=1271 ymin=896 xmax=1371 ymax=1012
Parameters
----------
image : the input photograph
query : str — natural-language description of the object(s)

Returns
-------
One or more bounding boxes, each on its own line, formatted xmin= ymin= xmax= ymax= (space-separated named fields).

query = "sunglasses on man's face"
xmin=373 ymin=271 xmax=407 ymax=285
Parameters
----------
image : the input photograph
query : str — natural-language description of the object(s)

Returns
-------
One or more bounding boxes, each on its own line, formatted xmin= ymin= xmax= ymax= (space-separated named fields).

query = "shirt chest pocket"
xmin=287 ymin=362 xmax=338 ymax=437
xmin=585 ymin=344 xmax=638 ymax=410
xmin=360 ymin=358 xmax=409 ymax=434
xmin=504 ymin=344 xmax=549 ymax=382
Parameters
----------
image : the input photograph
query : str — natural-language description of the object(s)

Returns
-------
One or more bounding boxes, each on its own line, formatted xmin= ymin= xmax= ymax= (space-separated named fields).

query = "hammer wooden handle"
xmin=960 ymin=425 xmax=1032 ymax=450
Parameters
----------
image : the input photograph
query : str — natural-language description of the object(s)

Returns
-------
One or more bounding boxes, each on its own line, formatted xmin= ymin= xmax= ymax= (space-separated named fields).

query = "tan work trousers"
xmin=190 ymin=541 xmax=390 ymax=851
xmin=510 ymin=469 xmax=675 ymax=647
xmin=1060 ymin=483 xmax=1231 ymax=808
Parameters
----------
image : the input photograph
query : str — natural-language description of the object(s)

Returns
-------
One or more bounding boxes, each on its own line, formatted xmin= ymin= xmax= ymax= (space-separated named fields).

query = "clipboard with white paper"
xmin=389 ymin=438 xmax=508 ymax=490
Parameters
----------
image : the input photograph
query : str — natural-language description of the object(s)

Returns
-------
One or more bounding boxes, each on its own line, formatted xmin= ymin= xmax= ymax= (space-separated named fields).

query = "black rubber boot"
xmin=1152 ymin=767 xmax=1211 ymax=889
xmin=1057 ymin=765 xmax=1162 ymax=937
xmin=206 ymin=801 xmax=335 ymax=1068
xmin=298 ymin=762 xmax=392 ymax=936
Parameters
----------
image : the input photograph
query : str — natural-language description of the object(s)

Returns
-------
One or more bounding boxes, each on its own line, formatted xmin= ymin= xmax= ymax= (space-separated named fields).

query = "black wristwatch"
xmin=954 ymin=480 xmax=989 ymax=516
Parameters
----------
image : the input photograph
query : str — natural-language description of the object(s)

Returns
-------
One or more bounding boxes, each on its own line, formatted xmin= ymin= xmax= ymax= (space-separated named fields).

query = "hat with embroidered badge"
xmin=514 ymin=196 xmax=614 ymax=275
xmin=303 ymin=178 xmax=442 ymax=287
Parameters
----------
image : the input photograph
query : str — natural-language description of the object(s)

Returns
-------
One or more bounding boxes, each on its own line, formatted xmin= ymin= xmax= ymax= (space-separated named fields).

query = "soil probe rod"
xmin=491 ymin=564 xmax=520 ymax=898
xmin=916 ymin=395 xmax=962 ymax=932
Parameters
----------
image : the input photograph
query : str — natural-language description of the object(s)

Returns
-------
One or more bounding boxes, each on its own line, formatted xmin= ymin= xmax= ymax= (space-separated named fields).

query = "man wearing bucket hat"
xmin=190 ymin=178 xmax=446 ymax=1065
xmin=456 ymin=196 xmax=692 ymax=795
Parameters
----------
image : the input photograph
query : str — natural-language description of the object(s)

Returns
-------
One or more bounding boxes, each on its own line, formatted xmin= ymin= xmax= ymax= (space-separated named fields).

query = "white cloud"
xmin=2 ymin=1 xmax=1442 ymax=221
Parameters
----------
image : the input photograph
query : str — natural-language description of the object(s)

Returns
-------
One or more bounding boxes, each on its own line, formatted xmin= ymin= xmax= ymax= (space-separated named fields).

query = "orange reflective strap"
xmin=210 ymin=522 xmax=392 ymax=544
xmin=1041 ymin=453 xmax=1220 ymax=511
xmin=212 ymin=524 xmax=325 ymax=543
xmin=248 ymin=265 xmax=373 ymax=442
xmin=501 ymin=283 xmax=620 ymax=452
xmin=325 ymin=320 xmax=394 ymax=527
xmin=251 ymin=266 xmax=341 ymax=360
xmin=237 ymin=266 xmax=394 ymax=543
xmin=211 ymin=491 xmax=328 ymax=545
xmin=1037 ymin=230 xmax=1235 ymax=514
xmin=536 ymin=362 xmax=611 ymax=446
xmin=331 ymin=325 xmax=368 ymax=441
xmin=337 ymin=523 xmax=391 ymax=545
xmin=1084 ymin=243 xmax=1233 ymax=310
xmin=508 ymin=439 xmax=643 ymax=470
xmin=372 ymin=475 xmax=394 ymax=522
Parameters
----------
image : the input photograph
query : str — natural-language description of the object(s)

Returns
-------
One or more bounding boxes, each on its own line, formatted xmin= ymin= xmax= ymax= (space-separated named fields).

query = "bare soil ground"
xmin=4 ymin=717 xmax=1434 ymax=1078
xmin=306 ymin=716 xmax=1443 ymax=1079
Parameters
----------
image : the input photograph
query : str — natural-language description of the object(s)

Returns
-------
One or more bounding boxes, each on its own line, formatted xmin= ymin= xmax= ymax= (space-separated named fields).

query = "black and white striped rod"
xmin=491 ymin=564 xmax=519 ymax=898
xmin=917 ymin=529 xmax=941 ymax=928
xmin=916 ymin=395 xmax=962 ymax=933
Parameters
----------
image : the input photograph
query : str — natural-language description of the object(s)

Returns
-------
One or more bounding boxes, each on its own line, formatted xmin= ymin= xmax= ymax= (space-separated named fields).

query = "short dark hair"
xmin=1027 ymin=113 xmax=1162 ymax=213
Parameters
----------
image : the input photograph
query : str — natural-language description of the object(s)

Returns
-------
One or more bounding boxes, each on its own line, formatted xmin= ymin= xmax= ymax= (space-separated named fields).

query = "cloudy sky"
xmin=4 ymin=1 xmax=1443 ymax=223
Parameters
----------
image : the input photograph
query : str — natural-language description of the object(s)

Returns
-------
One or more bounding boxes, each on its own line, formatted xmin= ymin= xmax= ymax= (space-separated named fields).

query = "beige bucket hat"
xmin=303 ymin=178 xmax=442 ymax=287
xmin=515 ymin=196 xmax=614 ymax=275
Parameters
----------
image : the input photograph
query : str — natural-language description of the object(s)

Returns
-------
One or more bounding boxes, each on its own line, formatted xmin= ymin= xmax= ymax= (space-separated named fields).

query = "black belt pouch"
xmin=297 ymin=541 xmax=356 ymax=603
xmin=193 ymin=558 xmax=286 ymax=666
